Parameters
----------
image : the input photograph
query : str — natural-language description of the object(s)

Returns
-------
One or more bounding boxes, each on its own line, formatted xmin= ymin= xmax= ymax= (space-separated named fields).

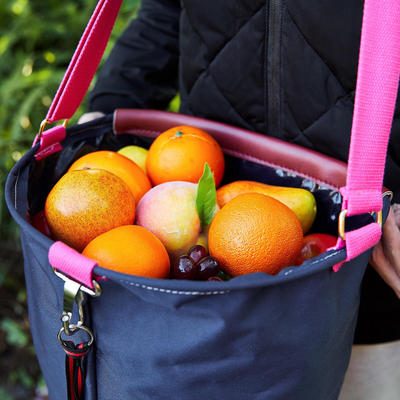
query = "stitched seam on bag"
xmin=117 ymin=251 xmax=345 ymax=291
xmin=309 ymin=250 xmax=343 ymax=265
xmin=116 ymin=128 xmax=161 ymax=137
xmin=120 ymin=281 xmax=230 ymax=296
xmin=14 ymin=170 xmax=20 ymax=210
xmin=283 ymin=250 xmax=344 ymax=276
xmin=224 ymin=148 xmax=340 ymax=190
xmin=67 ymin=123 xmax=111 ymax=138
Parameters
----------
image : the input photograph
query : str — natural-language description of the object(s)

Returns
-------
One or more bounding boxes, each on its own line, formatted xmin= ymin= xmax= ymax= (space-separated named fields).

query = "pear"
xmin=45 ymin=169 xmax=135 ymax=252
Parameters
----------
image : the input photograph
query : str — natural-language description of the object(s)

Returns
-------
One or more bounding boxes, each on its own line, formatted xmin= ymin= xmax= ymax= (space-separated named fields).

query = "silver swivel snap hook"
xmin=60 ymin=278 xmax=85 ymax=336
xmin=53 ymin=268 xmax=101 ymax=348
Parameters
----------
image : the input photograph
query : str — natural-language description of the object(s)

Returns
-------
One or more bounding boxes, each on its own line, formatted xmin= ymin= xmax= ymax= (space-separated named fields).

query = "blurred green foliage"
xmin=0 ymin=1 xmax=142 ymax=398
xmin=0 ymin=0 xmax=141 ymax=241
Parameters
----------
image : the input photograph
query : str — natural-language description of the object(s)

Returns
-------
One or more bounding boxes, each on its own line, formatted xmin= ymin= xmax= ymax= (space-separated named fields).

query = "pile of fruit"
xmin=33 ymin=125 xmax=337 ymax=281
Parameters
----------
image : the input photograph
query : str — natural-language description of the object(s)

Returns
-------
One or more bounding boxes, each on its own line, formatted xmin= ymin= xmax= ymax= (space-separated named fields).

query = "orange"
xmin=208 ymin=193 xmax=303 ymax=276
xmin=82 ymin=225 xmax=170 ymax=279
xmin=216 ymin=180 xmax=317 ymax=234
xmin=68 ymin=150 xmax=152 ymax=205
xmin=146 ymin=125 xmax=225 ymax=187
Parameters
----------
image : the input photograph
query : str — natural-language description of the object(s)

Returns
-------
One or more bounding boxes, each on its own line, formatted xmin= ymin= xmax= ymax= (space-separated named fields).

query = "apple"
xmin=295 ymin=233 xmax=338 ymax=265
xmin=45 ymin=169 xmax=136 ymax=252
xmin=117 ymin=145 xmax=149 ymax=174
xmin=135 ymin=181 xmax=218 ymax=261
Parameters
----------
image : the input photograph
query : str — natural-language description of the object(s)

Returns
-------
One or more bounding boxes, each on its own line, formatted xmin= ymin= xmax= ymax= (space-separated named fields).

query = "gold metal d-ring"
xmin=38 ymin=119 xmax=69 ymax=139
xmin=338 ymin=191 xmax=391 ymax=241
xmin=38 ymin=119 xmax=49 ymax=139
xmin=338 ymin=209 xmax=348 ymax=240
xmin=338 ymin=209 xmax=383 ymax=241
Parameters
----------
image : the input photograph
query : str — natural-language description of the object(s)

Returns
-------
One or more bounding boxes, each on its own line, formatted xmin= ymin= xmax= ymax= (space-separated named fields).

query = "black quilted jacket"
xmin=89 ymin=0 xmax=400 ymax=342
xmin=88 ymin=0 xmax=400 ymax=201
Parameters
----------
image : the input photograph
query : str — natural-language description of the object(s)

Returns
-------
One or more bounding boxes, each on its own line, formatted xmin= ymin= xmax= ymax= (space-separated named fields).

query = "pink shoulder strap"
xmin=337 ymin=0 xmax=400 ymax=263
xmin=46 ymin=0 xmax=122 ymax=123
xmin=45 ymin=0 xmax=400 ymax=283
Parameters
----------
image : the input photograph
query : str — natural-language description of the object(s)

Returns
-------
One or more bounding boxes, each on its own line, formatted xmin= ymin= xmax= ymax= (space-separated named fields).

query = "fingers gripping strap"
xmin=48 ymin=241 xmax=97 ymax=289
xmin=344 ymin=0 xmax=400 ymax=217
xmin=46 ymin=0 xmax=123 ymax=122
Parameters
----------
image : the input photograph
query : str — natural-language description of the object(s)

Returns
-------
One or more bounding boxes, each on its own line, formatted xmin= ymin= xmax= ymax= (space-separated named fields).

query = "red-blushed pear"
xmin=44 ymin=169 xmax=136 ymax=252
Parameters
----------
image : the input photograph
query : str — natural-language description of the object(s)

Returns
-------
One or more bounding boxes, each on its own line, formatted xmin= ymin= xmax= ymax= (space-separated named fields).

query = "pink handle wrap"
xmin=337 ymin=0 xmax=400 ymax=262
xmin=48 ymin=241 xmax=98 ymax=289
xmin=46 ymin=0 xmax=122 ymax=122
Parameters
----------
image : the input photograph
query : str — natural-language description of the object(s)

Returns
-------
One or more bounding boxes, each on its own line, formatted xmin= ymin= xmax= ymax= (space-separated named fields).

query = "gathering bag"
xmin=5 ymin=0 xmax=400 ymax=399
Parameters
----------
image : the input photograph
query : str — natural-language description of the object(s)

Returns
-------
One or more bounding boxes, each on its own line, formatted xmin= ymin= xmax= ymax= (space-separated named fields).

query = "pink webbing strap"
xmin=46 ymin=0 xmax=122 ymax=122
xmin=49 ymin=242 xmax=98 ymax=290
xmin=337 ymin=0 xmax=400 ymax=262
xmin=44 ymin=1 xmax=123 ymax=285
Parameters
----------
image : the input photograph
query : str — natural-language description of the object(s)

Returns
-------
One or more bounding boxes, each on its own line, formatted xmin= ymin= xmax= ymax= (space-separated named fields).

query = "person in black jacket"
xmin=80 ymin=0 xmax=400 ymax=398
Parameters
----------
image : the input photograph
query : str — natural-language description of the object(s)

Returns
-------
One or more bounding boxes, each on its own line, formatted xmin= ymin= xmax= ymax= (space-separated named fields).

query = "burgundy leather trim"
xmin=114 ymin=109 xmax=347 ymax=190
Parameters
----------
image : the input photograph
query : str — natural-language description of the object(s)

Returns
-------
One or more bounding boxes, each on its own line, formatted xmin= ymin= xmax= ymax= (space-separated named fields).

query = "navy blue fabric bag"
xmin=5 ymin=0 xmax=399 ymax=399
xmin=5 ymin=110 xmax=392 ymax=400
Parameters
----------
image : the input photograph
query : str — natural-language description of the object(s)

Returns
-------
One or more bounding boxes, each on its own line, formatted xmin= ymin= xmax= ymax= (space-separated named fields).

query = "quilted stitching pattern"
xmin=179 ymin=0 xmax=400 ymax=194
xmin=184 ymin=3 xmax=266 ymax=99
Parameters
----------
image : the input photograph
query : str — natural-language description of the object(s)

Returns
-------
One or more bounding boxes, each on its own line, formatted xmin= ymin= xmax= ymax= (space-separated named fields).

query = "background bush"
xmin=0 ymin=1 xmax=141 ymax=398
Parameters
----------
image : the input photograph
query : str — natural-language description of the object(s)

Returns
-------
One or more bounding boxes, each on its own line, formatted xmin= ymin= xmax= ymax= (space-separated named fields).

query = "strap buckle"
xmin=338 ymin=191 xmax=393 ymax=240
xmin=38 ymin=118 xmax=68 ymax=139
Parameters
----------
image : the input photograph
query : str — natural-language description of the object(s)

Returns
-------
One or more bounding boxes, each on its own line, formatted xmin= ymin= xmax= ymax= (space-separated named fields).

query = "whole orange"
xmin=82 ymin=225 xmax=170 ymax=279
xmin=208 ymin=193 xmax=303 ymax=276
xmin=146 ymin=126 xmax=225 ymax=187
xmin=68 ymin=150 xmax=152 ymax=205
xmin=45 ymin=169 xmax=136 ymax=252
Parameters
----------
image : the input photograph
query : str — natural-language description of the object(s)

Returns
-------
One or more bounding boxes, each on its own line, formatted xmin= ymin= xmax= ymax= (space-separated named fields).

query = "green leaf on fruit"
xmin=196 ymin=163 xmax=217 ymax=227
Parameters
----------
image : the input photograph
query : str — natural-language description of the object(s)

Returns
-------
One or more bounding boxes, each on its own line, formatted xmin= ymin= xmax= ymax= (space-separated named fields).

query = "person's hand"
xmin=369 ymin=204 xmax=400 ymax=298
xmin=77 ymin=111 xmax=105 ymax=124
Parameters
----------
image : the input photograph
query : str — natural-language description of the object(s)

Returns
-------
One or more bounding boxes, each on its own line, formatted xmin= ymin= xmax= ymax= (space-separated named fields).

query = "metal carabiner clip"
xmin=60 ymin=279 xmax=86 ymax=336
xmin=58 ymin=279 xmax=95 ymax=348
xmin=53 ymin=268 xmax=100 ymax=347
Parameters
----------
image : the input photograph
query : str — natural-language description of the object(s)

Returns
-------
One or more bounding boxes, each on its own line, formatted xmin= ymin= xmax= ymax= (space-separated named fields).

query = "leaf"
xmin=196 ymin=163 xmax=217 ymax=227
xmin=1 ymin=318 xmax=29 ymax=348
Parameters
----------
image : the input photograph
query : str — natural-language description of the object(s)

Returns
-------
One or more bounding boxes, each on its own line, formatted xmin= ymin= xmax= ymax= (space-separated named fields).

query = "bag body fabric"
xmin=6 ymin=110 xmax=391 ymax=400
